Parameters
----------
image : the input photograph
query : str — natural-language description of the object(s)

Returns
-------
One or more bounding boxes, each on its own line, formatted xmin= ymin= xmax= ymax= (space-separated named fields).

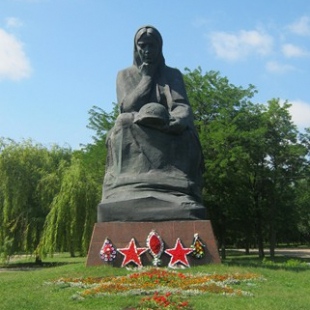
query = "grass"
xmin=0 ymin=251 xmax=309 ymax=310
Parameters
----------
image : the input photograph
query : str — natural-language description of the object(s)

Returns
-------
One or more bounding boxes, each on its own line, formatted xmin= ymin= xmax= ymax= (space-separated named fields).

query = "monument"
xmin=86 ymin=26 xmax=220 ymax=267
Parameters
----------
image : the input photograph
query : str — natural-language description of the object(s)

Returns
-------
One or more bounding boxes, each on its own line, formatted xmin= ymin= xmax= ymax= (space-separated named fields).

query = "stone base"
xmin=86 ymin=220 xmax=220 ymax=267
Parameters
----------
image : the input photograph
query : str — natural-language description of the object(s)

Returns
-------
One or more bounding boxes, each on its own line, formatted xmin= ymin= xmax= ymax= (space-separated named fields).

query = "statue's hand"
xmin=139 ymin=63 xmax=156 ymax=77
xmin=168 ymin=118 xmax=187 ymax=134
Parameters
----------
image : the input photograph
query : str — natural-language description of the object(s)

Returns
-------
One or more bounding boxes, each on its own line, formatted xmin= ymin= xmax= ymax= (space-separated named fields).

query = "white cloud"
xmin=288 ymin=100 xmax=310 ymax=130
xmin=282 ymin=43 xmax=309 ymax=58
xmin=265 ymin=61 xmax=295 ymax=74
xmin=287 ymin=16 xmax=310 ymax=36
xmin=0 ymin=28 xmax=32 ymax=81
xmin=209 ymin=29 xmax=273 ymax=61
xmin=5 ymin=17 xmax=23 ymax=29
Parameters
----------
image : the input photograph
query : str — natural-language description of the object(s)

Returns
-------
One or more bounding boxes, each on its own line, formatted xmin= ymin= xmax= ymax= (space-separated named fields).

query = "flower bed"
xmin=50 ymin=267 xmax=263 ymax=298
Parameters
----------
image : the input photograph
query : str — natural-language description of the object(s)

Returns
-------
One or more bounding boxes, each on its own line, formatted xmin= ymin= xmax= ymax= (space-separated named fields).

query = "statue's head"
xmin=133 ymin=25 xmax=165 ymax=68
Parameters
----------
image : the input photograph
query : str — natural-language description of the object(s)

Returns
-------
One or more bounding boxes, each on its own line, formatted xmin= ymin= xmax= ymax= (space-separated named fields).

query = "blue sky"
xmin=1 ymin=0 xmax=310 ymax=150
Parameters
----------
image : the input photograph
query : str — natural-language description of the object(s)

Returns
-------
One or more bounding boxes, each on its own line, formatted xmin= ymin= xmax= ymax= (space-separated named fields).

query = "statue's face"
xmin=136 ymin=33 xmax=160 ymax=64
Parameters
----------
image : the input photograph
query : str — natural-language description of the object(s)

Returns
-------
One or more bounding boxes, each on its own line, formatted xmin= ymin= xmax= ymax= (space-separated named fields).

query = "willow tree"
xmin=40 ymin=157 xmax=98 ymax=257
xmin=39 ymin=103 xmax=118 ymax=257
xmin=0 ymin=139 xmax=72 ymax=261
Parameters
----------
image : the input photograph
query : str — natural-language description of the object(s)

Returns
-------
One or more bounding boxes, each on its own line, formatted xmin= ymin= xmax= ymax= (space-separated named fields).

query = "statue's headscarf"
xmin=133 ymin=25 xmax=165 ymax=70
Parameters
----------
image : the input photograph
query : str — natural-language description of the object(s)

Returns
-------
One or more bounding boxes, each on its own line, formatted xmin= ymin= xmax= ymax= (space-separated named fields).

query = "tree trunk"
xmin=254 ymin=192 xmax=265 ymax=259
xmin=35 ymin=255 xmax=42 ymax=265
xmin=269 ymin=227 xmax=276 ymax=259
xmin=255 ymin=212 xmax=265 ymax=258
xmin=245 ymin=239 xmax=250 ymax=255
xmin=220 ymin=216 xmax=227 ymax=260
xmin=258 ymin=239 xmax=265 ymax=258
xmin=221 ymin=244 xmax=226 ymax=260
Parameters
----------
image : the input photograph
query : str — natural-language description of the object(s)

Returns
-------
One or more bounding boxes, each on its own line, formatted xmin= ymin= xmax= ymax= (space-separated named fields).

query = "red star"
xmin=117 ymin=238 xmax=148 ymax=267
xmin=165 ymin=238 xmax=193 ymax=267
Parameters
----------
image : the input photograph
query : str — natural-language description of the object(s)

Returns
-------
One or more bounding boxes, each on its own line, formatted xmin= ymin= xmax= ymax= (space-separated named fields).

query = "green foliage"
xmin=295 ymin=180 xmax=310 ymax=243
xmin=183 ymin=66 xmax=257 ymax=126
xmin=184 ymin=68 xmax=260 ymax=257
xmin=0 ymin=139 xmax=72 ymax=259
xmin=0 ymin=236 xmax=14 ymax=263
xmin=0 ymin=102 xmax=118 ymax=259
xmin=183 ymin=68 xmax=308 ymax=258
xmin=40 ymin=157 xmax=98 ymax=256
xmin=39 ymin=102 xmax=118 ymax=256
xmin=75 ymin=140 xmax=106 ymax=187
xmin=86 ymin=104 xmax=119 ymax=143
xmin=294 ymin=127 xmax=310 ymax=244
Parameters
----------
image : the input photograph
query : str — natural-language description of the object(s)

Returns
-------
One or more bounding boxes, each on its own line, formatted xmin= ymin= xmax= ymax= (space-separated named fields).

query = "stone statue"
xmin=97 ymin=25 xmax=206 ymax=222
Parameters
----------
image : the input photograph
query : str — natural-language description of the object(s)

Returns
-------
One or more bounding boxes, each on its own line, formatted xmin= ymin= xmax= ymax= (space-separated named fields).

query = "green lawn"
xmin=0 ymin=251 xmax=309 ymax=310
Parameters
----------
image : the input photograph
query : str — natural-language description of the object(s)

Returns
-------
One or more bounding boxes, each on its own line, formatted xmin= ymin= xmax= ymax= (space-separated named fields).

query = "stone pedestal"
xmin=86 ymin=220 xmax=220 ymax=267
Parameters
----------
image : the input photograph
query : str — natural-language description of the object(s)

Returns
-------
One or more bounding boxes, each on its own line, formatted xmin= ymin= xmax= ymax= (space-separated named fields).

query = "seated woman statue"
xmin=98 ymin=25 xmax=206 ymax=222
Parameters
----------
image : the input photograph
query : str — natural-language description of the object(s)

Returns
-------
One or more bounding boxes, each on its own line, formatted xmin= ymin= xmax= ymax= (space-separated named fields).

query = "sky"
xmin=1 ymin=0 xmax=310 ymax=150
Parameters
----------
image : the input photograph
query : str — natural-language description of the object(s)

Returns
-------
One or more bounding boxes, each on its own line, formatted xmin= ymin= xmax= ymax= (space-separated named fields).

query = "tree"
xmin=184 ymin=68 xmax=257 ymax=258
xmin=183 ymin=68 xmax=307 ymax=258
xmin=86 ymin=104 xmax=119 ymax=143
xmin=40 ymin=157 xmax=98 ymax=256
xmin=295 ymin=128 xmax=310 ymax=244
xmin=40 ymin=103 xmax=118 ymax=257
xmin=260 ymin=99 xmax=306 ymax=257
xmin=0 ymin=139 xmax=72 ymax=261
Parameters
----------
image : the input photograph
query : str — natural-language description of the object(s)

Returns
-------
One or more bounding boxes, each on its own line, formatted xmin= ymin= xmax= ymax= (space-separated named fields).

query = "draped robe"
xmin=98 ymin=64 xmax=206 ymax=221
